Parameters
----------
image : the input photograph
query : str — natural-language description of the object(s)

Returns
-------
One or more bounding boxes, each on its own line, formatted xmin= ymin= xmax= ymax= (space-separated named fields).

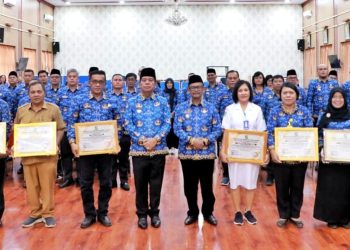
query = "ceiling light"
xmin=285 ymin=0 xmax=290 ymax=3
xmin=230 ymin=0 xmax=235 ymax=3
xmin=120 ymin=0 xmax=125 ymax=3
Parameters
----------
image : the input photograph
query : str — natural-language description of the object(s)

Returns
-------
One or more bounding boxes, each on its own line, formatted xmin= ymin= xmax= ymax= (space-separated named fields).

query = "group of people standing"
xmin=0 ymin=64 xmax=349 ymax=232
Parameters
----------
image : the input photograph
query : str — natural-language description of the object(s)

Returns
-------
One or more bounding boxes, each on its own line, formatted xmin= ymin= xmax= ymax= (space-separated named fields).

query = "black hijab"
xmin=164 ymin=78 xmax=176 ymax=110
xmin=318 ymin=87 xmax=350 ymax=131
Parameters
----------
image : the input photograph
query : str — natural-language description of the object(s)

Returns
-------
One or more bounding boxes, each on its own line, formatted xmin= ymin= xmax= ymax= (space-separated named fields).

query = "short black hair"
xmin=265 ymin=74 xmax=273 ymax=84
xmin=38 ymin=70 xmax=48 ymax=76
xmin=232 ymin=80 xmax=254 ymax=103
xmin=89 ymin=70 xmax=106 ymax=80
xmin=252 ymin=71 xmax=265 ymax=88
xmin=126 ymin=73 xmax=137 ymax=80
xmin=272 ymin=74 xmax=284 ymax=82
xmin=226 ymin=70 xmax=240 ymax=78
xmin=280 ymin=82 xmax=300 ymax=100
xmin=24 ymin=69 xmax=34 ymax=74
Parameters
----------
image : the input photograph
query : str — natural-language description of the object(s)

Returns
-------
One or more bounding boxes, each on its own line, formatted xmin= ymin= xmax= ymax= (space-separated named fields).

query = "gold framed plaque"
xmin=324 ymin=129 xmax=350 ymax=163
xmin=0 ymin=122 xmax=6 ymax=154
xmin=223 ymin=129 xmax=267 ymax=164
xmin=275 ymin=127 xmax=319 ymax=162
xmin=75 ymin=120 xmax=120 ymax=156
xmin=14 ymin=122 xmax=57 ymax=157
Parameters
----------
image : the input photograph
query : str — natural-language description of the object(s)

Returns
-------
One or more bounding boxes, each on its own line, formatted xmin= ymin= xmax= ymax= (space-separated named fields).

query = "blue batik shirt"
xmin=218 ymin=88 xmax=234 ymax=122
xmin=66 ymin=92 xmax=119 ymax=141
xmin=203 ymin=82 xmax=227 ymax=109
xmin=56 ymin=86 xmax=87 ymax=124
xmin=261 ymin=90 xmax=281 ymax=120
xmin=306 ymin=79 xmax=338 ymax=117
xmin=267 ymin=104 xmax=313 ymax=147
xmin=174 ymin=99 xmax=222 ymax=160
xmin=45 ymin=85 xmax=60 ymax=104
xmin=0 ymin=99 xmax=12 ymax=139
xmin=253 ymin=87 xmax=272 ymax=109
xmin=124 ymin=93 xmax=171 ymax=156
xmin=108 ymin=90 xmax=129 ymax=138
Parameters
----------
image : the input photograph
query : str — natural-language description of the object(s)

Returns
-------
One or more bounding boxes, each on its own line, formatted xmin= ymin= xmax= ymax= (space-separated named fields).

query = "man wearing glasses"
xmin=67 ymin=70 xmax=120 ymax=229
xmin=174 ymin=74 xmax=221 ymax=226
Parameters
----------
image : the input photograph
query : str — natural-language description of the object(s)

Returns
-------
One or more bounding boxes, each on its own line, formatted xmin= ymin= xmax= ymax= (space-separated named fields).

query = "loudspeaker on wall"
xmin=297 ymin=39 xmax=305 ymax=51
xmin=0 ymin=28 xmax=4 ymax=43
xmin=52 ymin=42 xmax=60 ymax=54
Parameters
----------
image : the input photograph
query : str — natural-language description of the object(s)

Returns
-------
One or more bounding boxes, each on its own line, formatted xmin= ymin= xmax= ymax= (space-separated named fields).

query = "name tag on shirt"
xmin=243 ymin=120 xmax=249 ymax=130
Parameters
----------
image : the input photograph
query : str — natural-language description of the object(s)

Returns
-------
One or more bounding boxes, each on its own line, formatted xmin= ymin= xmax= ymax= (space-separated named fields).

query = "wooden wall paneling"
xmin=0 ymin=44 xmax=16 ymax=75
xmin=319 ymin=44 xmax=333 ymax=68
xmin=340 ymin=41 xmax=350 ymax=83
xmin=23 ymin=48 xmax=37 ymax=73
xmin=304 ymin=48 xmax=316 ymax=87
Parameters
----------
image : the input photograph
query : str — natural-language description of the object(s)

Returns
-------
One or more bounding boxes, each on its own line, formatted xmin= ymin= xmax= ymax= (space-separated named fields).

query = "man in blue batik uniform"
xmin=306 ymin=64 xmax=339 ymax=124
xmin=57 ymin=68 xmax=87 ymax=188
xmin=124 ymin=68 xmax=171 ymax=230
xmin=45 ymin=69 xmax=61 ymax=104
xmin=67 ymin=70 xmax=119 ymax=229
xmin=286 ymin=69 xmax=307 ymax=107
xmin=174 ymin=74 xmax=222 ymax=226
xmin=108 ymin=73 xmax=130 ymax=191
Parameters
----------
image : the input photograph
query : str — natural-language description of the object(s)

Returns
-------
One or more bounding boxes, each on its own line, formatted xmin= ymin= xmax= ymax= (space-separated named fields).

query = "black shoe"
xmin=244 ymin=210 xmax=257 ymax=225
xmin=327 ymin=222 xmax=338 ymax=229
xmin=342 ymin=222 xmax=350 ymax=229
xmin=80 ymin=217 xmax=96 ymax=229
xmin=204 ymin=215 xmax=217 ymax=226
xmin=59 ymin=178 xmax=74 ymax=188
xmin=112 ymin=181 xmax=118 ymax=188
xmin=17 ymin=166 xmax=23 ymax=175
xmin=290 ymin=218 xmax=304 ymax=228
xmin=234 ymin=212 xmax=244 ymax=225
xmin=98 ymin=215 xmax=112 ymax=227
xmin=120 ymin=182 xmax=130 ymax=191
xmin=151 ymin=215 xmax=161 ymax=228
xmin=265 ymin=174 xmax=274 ymax=186
xmin=276 ymin=218 xmax=288 ymax=228
xmin=138 ymin=217 xmax=148 ymax=229
xmin=184 ymin=216 xmax=198 ymax=225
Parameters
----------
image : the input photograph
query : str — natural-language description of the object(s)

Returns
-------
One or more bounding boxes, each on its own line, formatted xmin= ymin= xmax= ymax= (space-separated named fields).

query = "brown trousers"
xmin=23 ymin=157 xmax=57 ymax=218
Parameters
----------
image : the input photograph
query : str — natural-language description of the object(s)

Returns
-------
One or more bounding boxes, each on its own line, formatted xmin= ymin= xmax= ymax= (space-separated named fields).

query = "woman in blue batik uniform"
xmin=314 ymin=87 xmax=350 ymax=229
xmin=267 ymin=82 xmax=313 ymax=228
xmin=161 ymin=78 xmax=179 ymax=151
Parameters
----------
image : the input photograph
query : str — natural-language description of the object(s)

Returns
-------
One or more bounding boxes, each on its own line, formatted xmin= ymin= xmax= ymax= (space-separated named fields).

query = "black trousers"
xmin=180 ymin=159 xmax=215 ymax=217
xmin=112 ymin=134 xmax=130 ymax=184
xmin=0 ymin=158 xmax=5 ymax=219
xmin=60 ymin=132 xmax=74 ymax=181
xmin=273 ymin=163 xmax=307 ymax=219
xmin=132 ymin=155 xmax=166 ymax=218
xmin=78 ymin=154 xmax=113 ymax=218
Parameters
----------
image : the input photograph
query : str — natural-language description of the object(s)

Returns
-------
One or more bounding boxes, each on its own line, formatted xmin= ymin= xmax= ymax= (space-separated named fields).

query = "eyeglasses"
xmin=189 ymin=86 xmax=203 ymax=90
xmin=90 ymin=80 xmax=105 ymax=85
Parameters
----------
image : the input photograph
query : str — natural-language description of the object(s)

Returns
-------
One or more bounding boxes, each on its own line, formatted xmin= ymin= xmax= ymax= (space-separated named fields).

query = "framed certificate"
xmin=0 ymin=122 xmax=6 ymax=154
xmin=75 ymin=120 xmax=120 ymax=156
xmin=324 ymin=129 xmax=350 ymax=163
xmin=14 ymin=122 xmax=57 ymax=157
xmin=275 ymin=127 xmax=319 ymax=162
xmin=223 ymin=129 xmax=267 ymax=164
